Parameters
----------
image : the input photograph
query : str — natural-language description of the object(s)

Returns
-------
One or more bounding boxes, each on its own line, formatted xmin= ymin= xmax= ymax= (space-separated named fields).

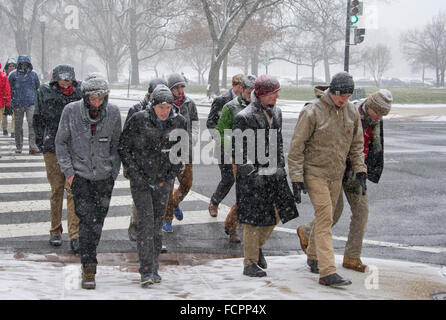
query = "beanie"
xmin=242 ymin=75 xmax=256 ymax=89
xmin=329 ymin=72 xmax=355 ymax=96
xmin=167 ymin=73 xmax=187 ymax=89
xmin=254 ymin=75 xmax=280 ymax=97
xmin=367 ymin=89 xmax=393 ymax=116
xmin=81 ymin=73 xmax=109 ymax=96
xmin=151 ymin=84 xmax=174 ymax=106
xmin=148 ymin=78 xmax=168 ymax=94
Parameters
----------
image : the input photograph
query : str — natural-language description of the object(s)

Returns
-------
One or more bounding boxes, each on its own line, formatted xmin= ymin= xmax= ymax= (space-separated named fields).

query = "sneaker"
xmin=161 ymin=245 xmax=168 ymax=253
xmin=307 ymin=259 xmax=319 ymax=274
xmin=49 ymin=235 xmax=62 ymax=247
xmin=140 ymin=274 xmax=155 ymax=287
xmin=162 ymin=221 xmax=173 ymax=233
xmin=173 ymin=206 xmax=183 ymax=221
xmin=258 ymin=248 xmax=267 ymax=269
xmin=3 ymin=130 xmax=8 ymax=136
xmin=319 ymin=273 xmax=352 ymax=287
xmin=15 ymin=148 xmax=22 ymax=154
xmin=70 ymin=238 xmax=80 ymax=254
xmin=243 ymin=264 xmax=267 ymax=277
xmin=208 ymin=201 xmax=218 ymax=217
xmin=10 ymin=133 xmax=14 ymax=138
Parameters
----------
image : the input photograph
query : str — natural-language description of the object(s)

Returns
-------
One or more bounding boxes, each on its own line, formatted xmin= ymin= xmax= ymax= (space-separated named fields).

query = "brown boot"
xmin=296 ymin=226 xmax=308 ymax=253
xmin=208 ymin=201 xmax=218 ymax=217
xmin=81 ymin=264 xmax=97 ymax=289
xmin=343 ymin=256 xmax=368 ymax=273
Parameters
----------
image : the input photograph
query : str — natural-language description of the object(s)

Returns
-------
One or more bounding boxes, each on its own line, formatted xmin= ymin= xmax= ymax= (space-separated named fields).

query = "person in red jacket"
xmin=0 ymin=62 xmax=12 ymax=154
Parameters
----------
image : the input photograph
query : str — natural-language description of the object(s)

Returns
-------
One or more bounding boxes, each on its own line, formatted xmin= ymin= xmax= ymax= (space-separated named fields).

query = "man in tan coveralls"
xmin=288 ymin=72 xmax=367 ymax=287
xmin=297 ymin=89 xmax=393 ymax=273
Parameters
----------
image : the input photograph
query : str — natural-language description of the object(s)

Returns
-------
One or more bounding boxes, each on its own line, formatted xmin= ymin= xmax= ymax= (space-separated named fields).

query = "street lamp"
xmin=40 ymin=15 xmax=47 ymax=81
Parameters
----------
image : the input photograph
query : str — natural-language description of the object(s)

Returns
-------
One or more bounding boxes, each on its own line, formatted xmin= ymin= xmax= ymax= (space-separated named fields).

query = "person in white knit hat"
xmin=297 ymin=89 xmax=393 ymax=274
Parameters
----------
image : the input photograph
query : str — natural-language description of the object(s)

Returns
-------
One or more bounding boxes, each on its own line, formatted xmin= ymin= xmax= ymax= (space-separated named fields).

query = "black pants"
xmin=131 ymin=181 xmax=172 ymax=276
xmin=71 ymin=175 xmax=114 ymax=266
xmin=211 ymin=163 xmax=234 ymax=206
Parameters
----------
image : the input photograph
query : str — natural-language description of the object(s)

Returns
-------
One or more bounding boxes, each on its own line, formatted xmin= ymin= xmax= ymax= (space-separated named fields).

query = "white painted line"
xmin=0 ymin=156 xmax=44 ymax=161
xmin=274 ymin=227 xmax=446 ymax=254
xmin=0 ymin=162 xmax=46 ymax=168
xmin=2 ymin=180 xmax=131 ymax=193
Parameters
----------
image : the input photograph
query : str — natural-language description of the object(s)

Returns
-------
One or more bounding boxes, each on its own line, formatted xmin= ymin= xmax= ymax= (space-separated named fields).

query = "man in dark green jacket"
xmin=215 ymin=75 xmax=256 ymax=243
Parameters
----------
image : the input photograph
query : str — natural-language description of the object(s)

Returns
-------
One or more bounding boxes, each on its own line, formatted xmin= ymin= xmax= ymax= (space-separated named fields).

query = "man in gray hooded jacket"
xmin=55 ymin=73 xmax=122 ymax=290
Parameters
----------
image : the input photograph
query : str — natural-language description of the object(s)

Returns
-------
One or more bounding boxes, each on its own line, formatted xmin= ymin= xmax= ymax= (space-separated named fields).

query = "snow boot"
xmin=140 ymin=274 xmax=155 ymax=288
xmin=258 ymin=248 xmax=267 ymax=269
xmin=81 ymin=264 xmax=97 ymax=290
xmin=174 ymin=206 xmax=183 ymax=221
xmin=319 ymin=273 xmax=352 ymax=287
xmin=70 ymin=238 xmax=79 ymax=254
xmin=152 ymin=271 xmax=162 ymax=283
xmin=343 ymin=256 xmax=368 ymax=273
xmin=297 ymin=226 xmax=308 ymax=253
xmin=208 ymin=201 xmax=218 ymax=217
xmin=128 ymin=222 xmax=137 ymax=242
xmin=243 ymin=264 xmax=267 ymax=277
xmin=3 ymin=130 xmax=8 ymax=136
xmin=307 ymin=258 xmax=319 ymax=274
xmin=162 ymin=221 xmax=173 ymax=233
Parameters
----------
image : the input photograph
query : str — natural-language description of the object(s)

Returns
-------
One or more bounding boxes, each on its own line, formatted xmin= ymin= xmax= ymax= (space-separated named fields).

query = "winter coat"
xmin=118 ymin=106 xmax=188 ymax=190
xmin=8 ymin=55 xmax=40 ymax=108
xmin=173 ymin=95 xmax=198 ymax=163
xmin=233 ymin=99 xmax=299 ymax=227
xmin=288 ymin=86 xmax=367 ymax=184
xmin=34 ymin=83 xmax=82 ymax=154
xmin=0 ymin=63 xmax=11 ymax=109
xmin=215 ymin=95 xmax=249 ymax=162
xmin=124 ymin=93 xmax=151 ymax=125
xmin=207 ymin=89 xmax=235 ymax=130
xmin=344 ymin=99 xmax=384 ymax=188
xmin=55 ymin=99 xmax=122 ymax=181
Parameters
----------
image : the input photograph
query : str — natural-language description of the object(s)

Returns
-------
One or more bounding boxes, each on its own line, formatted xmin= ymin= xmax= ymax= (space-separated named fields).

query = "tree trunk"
xmin=222 ymin=55 xmax=228 ymax=89
xmin=295 ymin=63 xmax=299 ymax=87
xmin=250 ymin=47 xmax=260 ymax=76
xmin=207 ymin=60 xmax=221 ymax=96
xmin=128 ymin=6 xmax=140 ymax=86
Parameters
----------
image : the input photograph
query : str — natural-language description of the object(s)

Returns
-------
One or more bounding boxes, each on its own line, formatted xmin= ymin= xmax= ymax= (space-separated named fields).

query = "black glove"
xmin=356 ymin=172 xmax=367 ymax=196
xmin=292 ymin=182 xmax=307 ymax=204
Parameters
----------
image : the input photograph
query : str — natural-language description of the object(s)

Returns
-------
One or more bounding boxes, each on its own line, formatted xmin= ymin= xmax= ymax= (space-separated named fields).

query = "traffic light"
xmin=354 ymin=28 xmax=366 ymax=44
xmin=350 ymin=0 xmax=363 ymax=24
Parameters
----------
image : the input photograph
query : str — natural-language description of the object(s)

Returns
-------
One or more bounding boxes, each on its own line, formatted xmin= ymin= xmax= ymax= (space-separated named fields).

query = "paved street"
xmin=0 ymin=98 xmax=445 ymax=269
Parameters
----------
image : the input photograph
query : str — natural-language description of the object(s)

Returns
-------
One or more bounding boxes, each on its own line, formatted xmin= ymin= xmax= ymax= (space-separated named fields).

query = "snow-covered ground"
xmin=0 ymin=252 xmax=445 ymax=300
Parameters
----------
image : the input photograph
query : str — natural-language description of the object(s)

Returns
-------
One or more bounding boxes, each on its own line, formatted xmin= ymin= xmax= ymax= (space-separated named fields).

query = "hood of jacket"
xmin=50 ymin=65 xmax=78 ymax=86
xmin=17 ymin=55 xmax=33 ymax=72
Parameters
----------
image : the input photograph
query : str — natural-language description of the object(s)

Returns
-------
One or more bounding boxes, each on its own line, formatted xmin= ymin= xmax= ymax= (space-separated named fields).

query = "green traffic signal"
xmin=350 ymin=15 xmax=359 ymax=24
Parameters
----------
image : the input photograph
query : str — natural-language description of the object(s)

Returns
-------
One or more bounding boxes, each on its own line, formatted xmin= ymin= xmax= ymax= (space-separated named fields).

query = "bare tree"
xmin=401 ymin=11 xmax=446 ymax=87
xmin=285 ymin=0 xmax=345 ymax=83
xmin=0 ymin=0 xmax=43 ymax=56
xmin=362 ymin=44 xmax=392 ymax=88
xmin=199 ymin=0 xmax=282 ymax=96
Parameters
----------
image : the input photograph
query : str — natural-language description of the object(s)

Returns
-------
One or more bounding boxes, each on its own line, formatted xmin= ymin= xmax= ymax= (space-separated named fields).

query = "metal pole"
xmin=344 ymin=0 xmax=351 ymax=72
xmin=41 ymin=21 xmax=46 ymax=81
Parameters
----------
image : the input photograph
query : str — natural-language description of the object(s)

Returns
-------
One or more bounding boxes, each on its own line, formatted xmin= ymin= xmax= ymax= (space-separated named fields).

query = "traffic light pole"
xmin=344 ymin=0 xmax=351 ymax=72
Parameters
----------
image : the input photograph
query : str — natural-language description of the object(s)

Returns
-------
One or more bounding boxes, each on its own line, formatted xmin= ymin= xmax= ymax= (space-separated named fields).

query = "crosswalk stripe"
xmin=0 ymin=162 xmax=46 ymax=168
xmin=0 ymin=156 xmax=44 ymax=161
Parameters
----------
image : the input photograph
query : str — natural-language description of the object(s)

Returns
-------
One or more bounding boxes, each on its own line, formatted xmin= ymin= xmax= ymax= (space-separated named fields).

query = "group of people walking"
xmin=0 ymin=56 xmax=392 ymax=290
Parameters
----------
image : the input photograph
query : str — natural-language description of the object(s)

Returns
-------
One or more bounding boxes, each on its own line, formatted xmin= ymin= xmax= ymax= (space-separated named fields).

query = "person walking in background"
xmin=126 ymin=77 xmax=168 ymax=242
xmin=234 ymin=75 xmax=298 ymax=278
xmin=207 ymin=74 xmax=244 ymax=218
xmin=215 ymin=75 xmax=256 ymax=243
xmin=162 ymin=73 xmax=198 ymax=233
xmin=119 ymin=85 xmax=187 ymax=287
xmin=288 ymin=72 xmax=366 ymax=287
xmin=0 ymin=60 xmax=11 ymax=149
xmin=8 ymin=55 xmax=40 ymax=154
xmin=297 ymin=89 xmax=393 ymax=273
xmin=3 ymin=58 xmax=16 ymax=138
xmin=56 ymin=73 xmax=122 ymax=290
xmin=34 ymin=65 xmax=83 ymax=252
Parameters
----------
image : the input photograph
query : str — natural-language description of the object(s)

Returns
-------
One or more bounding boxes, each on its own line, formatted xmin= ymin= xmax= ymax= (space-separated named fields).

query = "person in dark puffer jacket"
xmin=34 ymin=65 xmax=83 ymax=252
xmin=118 ymin=85 xmax=187 ymax=287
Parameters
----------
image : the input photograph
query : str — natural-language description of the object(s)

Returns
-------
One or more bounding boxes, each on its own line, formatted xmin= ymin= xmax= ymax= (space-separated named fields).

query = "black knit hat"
xmin=148 ymin=78 xmax=168 ymax=94
xmin=167 ymin=73 xmax=187 ymax=89
xmin=151 ymin=84 xmax=174 ymax=106
xmin=329 ymin=72 xmax=355 ymax=96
